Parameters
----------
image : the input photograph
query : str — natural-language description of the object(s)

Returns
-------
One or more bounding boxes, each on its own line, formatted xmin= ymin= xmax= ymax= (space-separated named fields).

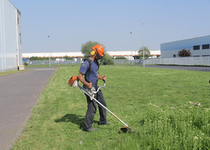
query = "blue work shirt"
xmin=79 ymin=59 xmax=98 ymax=86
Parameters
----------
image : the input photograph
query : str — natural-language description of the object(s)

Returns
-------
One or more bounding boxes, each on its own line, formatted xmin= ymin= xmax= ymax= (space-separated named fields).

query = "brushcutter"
xmin=68 ymin=76 xmax=133 ymax=133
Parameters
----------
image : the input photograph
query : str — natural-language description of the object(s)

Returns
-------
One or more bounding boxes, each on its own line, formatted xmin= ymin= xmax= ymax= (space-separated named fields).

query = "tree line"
xmin=28 ymin=41 xmax=151 ymax=65
xmin=29 ymin=56 xmax=74 ymax=61
xmin=81 ymin=41 xmax=151 ymax=65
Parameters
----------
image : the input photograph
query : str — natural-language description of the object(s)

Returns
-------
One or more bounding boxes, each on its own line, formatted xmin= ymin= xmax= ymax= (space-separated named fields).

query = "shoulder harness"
xmin=84 ymin=58 xmax=99 ymax=73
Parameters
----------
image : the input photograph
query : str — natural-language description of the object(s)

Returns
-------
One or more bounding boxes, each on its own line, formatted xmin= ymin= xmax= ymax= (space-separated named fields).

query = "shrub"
xmin=115 ymin=56 xmax=127 ymax=59
xmin=24 ymin=62 xmax=28 ymax=66
xmin=178 ymin=49 xmax=191 ymax=57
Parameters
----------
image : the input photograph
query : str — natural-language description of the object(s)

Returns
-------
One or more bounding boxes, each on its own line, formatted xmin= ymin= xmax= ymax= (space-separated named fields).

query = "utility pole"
xmin=130 ymin=32 xmax=133 ymax=65
xmin=142 ymin=22 xmax=145 ymax=67
xmin=48 ymin=35 xmax=51 ymax=67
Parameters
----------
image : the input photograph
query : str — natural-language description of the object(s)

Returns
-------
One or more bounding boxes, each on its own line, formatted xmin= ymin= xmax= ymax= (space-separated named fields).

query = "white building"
xmin=22 ymin=50 xmax=161 ymax=61
xmin=161 ymin=35 xmax=210 ymax=58
xmin=0 ymin=0 xmax=22 ymax=72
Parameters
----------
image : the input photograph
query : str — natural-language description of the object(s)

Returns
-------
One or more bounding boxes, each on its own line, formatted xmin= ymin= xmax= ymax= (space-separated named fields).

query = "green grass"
xmin=0 ymin=70 xmax=26 ymax=76
xmin=13 ymin=66 xmax=210 ymax=149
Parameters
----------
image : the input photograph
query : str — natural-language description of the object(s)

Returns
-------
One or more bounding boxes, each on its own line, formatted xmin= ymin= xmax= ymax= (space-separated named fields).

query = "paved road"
xmin=0 ymin=68 xmax=56 ymax=150
xmin=146 ymin=65 xmax=210 ymax=72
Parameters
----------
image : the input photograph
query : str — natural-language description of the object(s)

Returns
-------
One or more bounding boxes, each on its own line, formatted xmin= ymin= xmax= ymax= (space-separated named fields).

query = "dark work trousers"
xmin=83 ymin=89 xmax=107 ymax=131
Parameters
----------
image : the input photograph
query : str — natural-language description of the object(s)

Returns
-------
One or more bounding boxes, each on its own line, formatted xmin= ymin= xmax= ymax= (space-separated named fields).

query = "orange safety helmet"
xmin=92 ymin=44 xmax=105 ymax=57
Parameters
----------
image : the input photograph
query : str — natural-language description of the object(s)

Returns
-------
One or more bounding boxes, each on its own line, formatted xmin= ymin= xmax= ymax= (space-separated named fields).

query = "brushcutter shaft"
xmin=93 ymin=97 xmax=130 ymax=127
xmin=78 ymin=84 xmax=131 ymax=130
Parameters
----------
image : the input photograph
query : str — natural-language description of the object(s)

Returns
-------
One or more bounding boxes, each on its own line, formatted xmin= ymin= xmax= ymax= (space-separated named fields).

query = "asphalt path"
xmin=0 ymin=68 xmax=56 ymax=150
xmin=145 ymin=65 xmax=210 ymax=72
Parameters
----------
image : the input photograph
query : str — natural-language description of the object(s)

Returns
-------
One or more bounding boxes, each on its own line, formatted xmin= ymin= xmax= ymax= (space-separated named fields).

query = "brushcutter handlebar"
xmin=92 ymin=80 xmax=106 ymax=94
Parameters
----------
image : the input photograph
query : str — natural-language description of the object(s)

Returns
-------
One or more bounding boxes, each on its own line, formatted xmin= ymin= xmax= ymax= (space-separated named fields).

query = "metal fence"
xmin=114 ymin=57 xmax=210 ymax=66
xmin=27 ymin=60 xmax=83 ymax=66
xmin=114 ymin=59 xmax=142 ymax=65
xmin=145 ymin=57 xmax=210 ymax=66
xmin=27 ymin=59 xmax=142 ymax=66
xmin=26 ymin=57 xmax=210 ymax=66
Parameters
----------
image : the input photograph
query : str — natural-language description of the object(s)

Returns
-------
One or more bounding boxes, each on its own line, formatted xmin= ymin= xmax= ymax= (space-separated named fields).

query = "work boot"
xmin=98 ymin=122 xmax=112 ymax=125
xmin=83 ymin=127 xmax=98 ymax=132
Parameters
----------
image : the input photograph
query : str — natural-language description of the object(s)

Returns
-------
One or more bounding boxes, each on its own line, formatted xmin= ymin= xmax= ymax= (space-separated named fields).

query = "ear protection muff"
xmin=91 ymin=51 xmax=96 ymax=55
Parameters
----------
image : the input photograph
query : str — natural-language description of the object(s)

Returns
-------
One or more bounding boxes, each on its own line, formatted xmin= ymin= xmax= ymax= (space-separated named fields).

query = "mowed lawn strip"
xmin=0 ymin=70 xmax=26 ymax=76
xmin=13 ymin=66 xmax=210 ymax=150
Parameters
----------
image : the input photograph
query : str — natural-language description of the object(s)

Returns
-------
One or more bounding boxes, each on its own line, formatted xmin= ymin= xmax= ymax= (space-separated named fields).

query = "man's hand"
xmin=78 ymin=72 xmax=92 ymax=89
xmin=97 ymin=74 xmax=106 ymax=82
xmin=102 ymin=75 xmax=106 ymax=82
xmin=85 ymin=82 xmax=92 ymax=89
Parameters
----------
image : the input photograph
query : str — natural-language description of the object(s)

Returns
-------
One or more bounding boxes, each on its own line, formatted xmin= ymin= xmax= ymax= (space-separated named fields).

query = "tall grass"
xmin=13 ymin=66 xmax=210 ymax=149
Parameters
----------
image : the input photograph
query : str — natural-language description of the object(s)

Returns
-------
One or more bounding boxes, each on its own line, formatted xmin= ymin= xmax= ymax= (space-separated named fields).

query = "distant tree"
xmin=64 ymin=55 xmax=73 ymax=60
xmin=29 ymin=56 xmax=40 ymax=60
xmin=138 ymin=46 xmax=150 ymax=59
xmin=81 ymin=41 xmax=114 ymax=65
xmin=178 ymin=49 xmax=191 ymax=57
xmin=100 ymin=52 xmax=114 ymax=65
xmin=81 ymin=41 xmax=99 ymax=60
xmin=115 ymin=56 xmax=127 ymax=59
xmin=29 ymin=56 xmax=55 ymax=60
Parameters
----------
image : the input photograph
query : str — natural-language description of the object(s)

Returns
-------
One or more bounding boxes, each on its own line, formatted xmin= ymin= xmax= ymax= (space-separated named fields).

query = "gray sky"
xmin=10 ymin=0 xmax=210 ymax=52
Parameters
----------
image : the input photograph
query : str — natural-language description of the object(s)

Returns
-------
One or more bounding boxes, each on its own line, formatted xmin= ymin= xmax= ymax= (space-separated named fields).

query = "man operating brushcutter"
xmin=78 ymin=44 xmax=110 ymax=132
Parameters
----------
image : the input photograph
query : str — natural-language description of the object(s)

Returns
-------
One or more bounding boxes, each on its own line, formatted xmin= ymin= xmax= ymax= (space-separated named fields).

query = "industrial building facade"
xmin=161 ymin=35 xmax=210 ymax=58
xmin=0 ymin=0 xmax=22 ymax=72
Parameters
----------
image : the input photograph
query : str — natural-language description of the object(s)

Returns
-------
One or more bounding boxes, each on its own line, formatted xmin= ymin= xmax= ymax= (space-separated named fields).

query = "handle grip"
xmin=92 ymin=80 xmax=106 ymax=94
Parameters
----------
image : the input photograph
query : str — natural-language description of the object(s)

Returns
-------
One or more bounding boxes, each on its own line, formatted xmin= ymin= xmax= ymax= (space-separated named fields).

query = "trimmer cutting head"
xmin=119 ymin=127 xmax=134 ymax=133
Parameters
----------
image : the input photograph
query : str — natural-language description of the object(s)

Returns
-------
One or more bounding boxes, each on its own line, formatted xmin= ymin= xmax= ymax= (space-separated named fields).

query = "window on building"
xmin=17 ymin=17 xmax=19 ymax=24
xmin=193 ymin=45 xmax=200 ymax=50
xmin=202 ymin=44 xmax=210 ymax=50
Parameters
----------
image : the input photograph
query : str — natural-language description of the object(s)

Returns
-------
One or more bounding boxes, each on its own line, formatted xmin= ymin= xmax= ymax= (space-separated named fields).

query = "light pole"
xmin=142 ymin=21 xmax=145 ymax=67
xmin=130 ymin=32 xmax=133 ymax=65
xmin=48 ymin=35 xmax=51 ymax=67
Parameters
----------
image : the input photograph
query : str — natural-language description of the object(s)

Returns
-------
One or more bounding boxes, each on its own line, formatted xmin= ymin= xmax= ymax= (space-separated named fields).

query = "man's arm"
xmin=98 ymin=74 xmax=106 ymax=82
xmin=78 ymin=72 xmax=92 ymax=89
